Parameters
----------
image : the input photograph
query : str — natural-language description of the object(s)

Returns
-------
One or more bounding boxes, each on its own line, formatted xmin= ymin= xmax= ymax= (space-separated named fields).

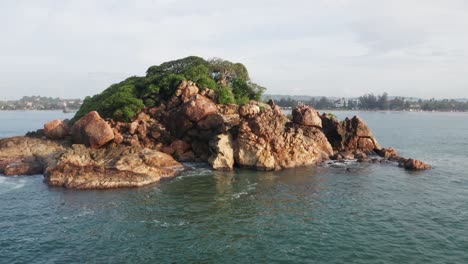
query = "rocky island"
xmin=0 ymin=56 xmax=431 ymax=189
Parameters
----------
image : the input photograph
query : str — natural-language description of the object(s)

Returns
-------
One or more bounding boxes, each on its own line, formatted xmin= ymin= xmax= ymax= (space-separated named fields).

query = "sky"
xmin=1 ymin=0 xmax=468 ymax=100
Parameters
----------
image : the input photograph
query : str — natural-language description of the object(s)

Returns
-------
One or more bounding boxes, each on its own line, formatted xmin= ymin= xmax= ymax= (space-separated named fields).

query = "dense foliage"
xmin=72 ymin=56 xmax=266 ymax=122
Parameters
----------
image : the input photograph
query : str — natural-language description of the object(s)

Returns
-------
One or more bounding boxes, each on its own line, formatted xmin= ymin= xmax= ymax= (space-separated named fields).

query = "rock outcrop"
xmin=292 ymin=105 xmax=322 ymax=127
xmin=71 ymin=111 xmax=114 ymax=148
xmin=234 ymin=102 xmax=333 ymax=170
xmin=320 ymin=114 xmax=381 ymax=153
xmin=208 ymin=133 xmax=234 ymax=170
xmin=0 ymin=137 xmax=67 ymax=176
xmin=401 ymin=158 xmax=432 ymax=170
xmin=0 ymin=79 xmax=431 ymax=190
xmin=45 ymin=145 xmax=183 ymax=189
xmin=44 ymin=120 xmax=70 ymax=139
xmin=320 ymin=115 xmax=430 ymax=170
xmin=0 ymin=136 xmax=184 ymax=189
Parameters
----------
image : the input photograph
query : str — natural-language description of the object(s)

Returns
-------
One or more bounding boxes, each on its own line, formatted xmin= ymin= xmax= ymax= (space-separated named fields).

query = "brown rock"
xmin=208 ymin=133 xmax=234 ymax=170
xmin=197 ymin=114 xmax=225 ymax=131
xmin=129 ymin=121 xmax=138 ymax=135
xmin=170 ymin=140 xmax=191 ymax=157
xmin=239 ymin=104 xmax=260 ymax=118
xmin=113 ymin=129 xmax=124 ymax=144
xmin=0 ymin=136 xmax=66 ymax=176
xmin=178 ymin=151 xmax=195 ymax=162
xmin=136 ymin=112 xmax=151 ymax=122
xmin=320 ymin=114 xmax=381 ymax=152
xmin=150 ymin=131 xmax=161 ymax=140
xmin=184 ymin=95 xmax=218 ymax=122
xmin=175 ymin=80 xmax=188 ymax=96
xmin=402 ymin=158 xmax=432 ymax=170
xmin=218 ymin=104 xmax=239 ymax=115
xmin=4 ymin=161 xmax=44 ymax=176
xmin=136 ymin=122 xmax=147 ymax=136
xmin=377 ymin=147 xmax=399 ymax=160
xmin=71 ymin=111 xmax=114 ymax=148
xmin=44 ymin=120 xmax=70 ymax=139
xmin=45 ymin=145 xmax=184 ymax=189
xmin=202 ymin=88 xmax=217 ymax=101
xmin=181 ymin=84 xmax=199 ymax=102
xmin=235 ymin=105 xmax=333 ymax=170
xmin=165 ymin=108 xmax=194 ymax=138
xmin=292 ymin=106 xmax=322 ymax=127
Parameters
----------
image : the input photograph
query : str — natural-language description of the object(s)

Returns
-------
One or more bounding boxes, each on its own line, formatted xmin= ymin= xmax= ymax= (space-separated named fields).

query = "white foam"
xmin=0 ymin=176 xmax=26 ymax=194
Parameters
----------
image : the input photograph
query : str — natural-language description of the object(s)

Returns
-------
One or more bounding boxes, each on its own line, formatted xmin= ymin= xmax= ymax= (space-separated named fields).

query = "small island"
xmin=0 ymin=56 xmax=431 ymax=189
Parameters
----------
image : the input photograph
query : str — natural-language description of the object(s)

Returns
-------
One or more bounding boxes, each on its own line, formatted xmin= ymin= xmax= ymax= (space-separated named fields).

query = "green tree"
xmin=72 ymin=56 xmax=267 ymax=123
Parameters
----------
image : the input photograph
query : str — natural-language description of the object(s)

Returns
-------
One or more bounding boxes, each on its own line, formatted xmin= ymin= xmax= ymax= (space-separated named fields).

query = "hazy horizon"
xmin=2 ymin=0 xmax=468 ymax=100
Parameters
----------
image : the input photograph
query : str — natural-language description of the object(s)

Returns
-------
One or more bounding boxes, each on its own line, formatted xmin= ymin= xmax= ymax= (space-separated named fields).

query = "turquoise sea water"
xmin=1 ymin=110 xmax=467 ymax=263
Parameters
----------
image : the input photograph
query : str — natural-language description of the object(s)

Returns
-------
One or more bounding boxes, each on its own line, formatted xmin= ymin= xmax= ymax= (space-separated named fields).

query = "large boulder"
xmin=320 ymin=114 xmax=381 ymax=153
xmin=71 ymin=111 xmax=115 ymax=148
xmin=44 ymin=120 xmax=70 ymax=139
xmin=235 ymin=105 xmax=333 ymax=170
xmin=292 ymin=106 xmax=322 ymax=127
xmin=208 ymin=133 xmax=234 ymax=170
xmin=184 ymin=95 xmax=218 ymax=122
xmin=45 ymin=145 xmax=184 ymax=189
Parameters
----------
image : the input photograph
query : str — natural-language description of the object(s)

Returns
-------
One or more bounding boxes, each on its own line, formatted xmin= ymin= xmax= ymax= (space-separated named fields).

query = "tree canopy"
xmin=72 ymin=56 xmax=266 ymax=122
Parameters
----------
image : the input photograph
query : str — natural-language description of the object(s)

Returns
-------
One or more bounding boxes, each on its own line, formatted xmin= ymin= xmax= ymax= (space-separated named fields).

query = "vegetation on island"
xmin=72 ymin=56 xmax=265 ymax=122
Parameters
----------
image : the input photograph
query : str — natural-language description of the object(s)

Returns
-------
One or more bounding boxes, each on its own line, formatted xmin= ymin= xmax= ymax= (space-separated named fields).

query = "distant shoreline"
xmin=1 ymin=109 xmax=466 ymax=113
xmin=284 ymin=108 xmax=468 ymax=113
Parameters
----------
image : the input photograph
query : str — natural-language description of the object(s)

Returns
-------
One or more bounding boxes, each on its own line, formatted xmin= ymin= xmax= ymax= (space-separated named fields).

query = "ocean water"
xmin=1 ymin=110 xmax=467 ymax=264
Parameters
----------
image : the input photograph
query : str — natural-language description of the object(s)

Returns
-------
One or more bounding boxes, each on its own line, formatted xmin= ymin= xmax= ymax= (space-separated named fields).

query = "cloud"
xmin=1 ymin=0 xmax=468 ymax=99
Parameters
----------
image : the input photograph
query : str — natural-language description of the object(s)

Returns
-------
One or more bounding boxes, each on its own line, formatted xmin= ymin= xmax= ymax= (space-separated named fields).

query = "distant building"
xmin=334 ymin=98 xmax=346 ymax=108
